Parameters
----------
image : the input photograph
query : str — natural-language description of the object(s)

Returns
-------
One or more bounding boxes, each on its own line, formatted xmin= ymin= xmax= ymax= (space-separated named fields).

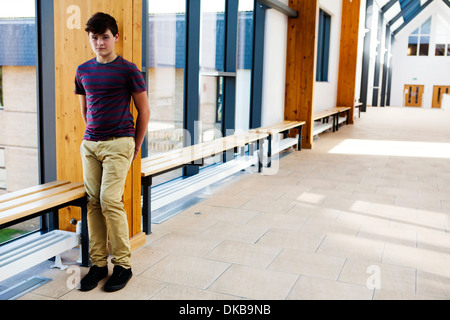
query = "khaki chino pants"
xmin=80 ymin=137 xmax=135 ymax=269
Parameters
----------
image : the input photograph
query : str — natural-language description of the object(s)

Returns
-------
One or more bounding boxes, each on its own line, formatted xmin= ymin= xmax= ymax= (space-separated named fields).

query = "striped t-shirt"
xmin=74 ymin=56 xmax=146 ymax=141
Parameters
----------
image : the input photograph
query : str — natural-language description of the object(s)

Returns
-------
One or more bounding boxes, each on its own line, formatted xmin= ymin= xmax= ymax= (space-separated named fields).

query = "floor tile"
xmin=209 ymin=265 xmax=298 ymax=300
xmin=140 ymin=255 xmax=230 ymax=289
xmin=339 ymin=259 xmax=416 ymax=294
xmin=205 ymin=240 xmax=282 ymax=268
xmin=255 ymin=229 xmax=324 ymax=253
xmin=268 ymin=249 xmax=346 ymax=280
xmin=286 ymin=275 xmax=373 ymax=300
xmin=317 ymin=233 xmax=385 ymax=262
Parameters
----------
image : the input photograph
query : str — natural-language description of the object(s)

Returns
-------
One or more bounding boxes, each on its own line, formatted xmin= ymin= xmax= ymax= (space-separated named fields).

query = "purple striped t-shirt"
xmin=74 ymin=56 xmax=146 ymax=141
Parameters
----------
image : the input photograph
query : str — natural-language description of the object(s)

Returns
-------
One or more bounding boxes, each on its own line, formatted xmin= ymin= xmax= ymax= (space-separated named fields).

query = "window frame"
xmin=407 ymin=17 xmax=431 ymax=57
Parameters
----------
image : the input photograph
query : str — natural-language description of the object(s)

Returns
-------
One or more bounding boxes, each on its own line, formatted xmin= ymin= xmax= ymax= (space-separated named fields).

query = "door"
xmin=404 ymin=84 xmax=424 ymax=107
xmin=432 ymin=86 xmax=450 ymax=108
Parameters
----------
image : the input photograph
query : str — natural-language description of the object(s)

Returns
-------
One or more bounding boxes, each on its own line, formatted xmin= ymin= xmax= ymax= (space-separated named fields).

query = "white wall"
xmin=261 ymin=0 xmax=346 ymax=124
xmin=390 ymin=1 xmax=450 ymax=108
xmin=261 ymin=1 xmax=288 ymax=126
xmin=314 ymin=0 xmax=342 ymax=112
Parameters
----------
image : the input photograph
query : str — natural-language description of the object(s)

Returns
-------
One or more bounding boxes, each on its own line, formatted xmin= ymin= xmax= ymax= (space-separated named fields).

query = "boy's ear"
xmin=114 ymin=32 xmax=120 ymax=43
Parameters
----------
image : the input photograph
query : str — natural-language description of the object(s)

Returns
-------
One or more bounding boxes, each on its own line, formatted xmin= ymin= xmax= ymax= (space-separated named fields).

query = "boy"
xmin=75 ymin=12 xmax=150 ymax=292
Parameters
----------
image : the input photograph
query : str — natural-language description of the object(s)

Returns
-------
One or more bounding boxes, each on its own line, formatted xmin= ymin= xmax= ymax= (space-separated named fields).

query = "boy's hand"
xmin=133 ymin=148 xmax=140 ymax=161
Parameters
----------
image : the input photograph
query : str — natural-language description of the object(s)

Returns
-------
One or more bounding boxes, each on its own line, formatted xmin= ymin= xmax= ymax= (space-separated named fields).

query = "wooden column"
xmin=53 ymin=0 xmax=146 ymax=250
xmin=284 ymin=0 xmax=319 ymax=149
xmin=336 ymin=0 xmax=361 ymax=124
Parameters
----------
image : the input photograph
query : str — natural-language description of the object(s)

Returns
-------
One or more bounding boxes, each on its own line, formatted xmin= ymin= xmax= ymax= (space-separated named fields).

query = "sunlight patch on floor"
xmin=328 ymin=139 xmax=450 ymax=159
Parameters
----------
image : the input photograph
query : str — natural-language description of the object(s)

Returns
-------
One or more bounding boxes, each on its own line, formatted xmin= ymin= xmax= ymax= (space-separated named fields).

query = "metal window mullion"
xmin=380 ymin=26 xmax=391 ymax=107
xmin=141 ymin=0 xmax=149 ymax=158
xmin=250 ymin=0 xmax=266 ymax=129
xmin=183 ymin=0 xmax=201 ymax=177
xmin=359 ymin=0 xmax=373 ymax=112
xmin=386 ymin=36 xmax=394 ymax=106
xmin=372 ymin=9 xmax=383 ymax=107
xmin=222 ymin=0 xmax=238 ymax=137
xmin=36 ymin=0 xmax=57 ymax=233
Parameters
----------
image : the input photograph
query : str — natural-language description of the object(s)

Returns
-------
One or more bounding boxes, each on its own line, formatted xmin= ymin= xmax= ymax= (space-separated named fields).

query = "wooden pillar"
xmin=337 ymin=0 xmax=361 ymax=124
xmin=284 ymin=0 xmax=319 ymax=149
xmin=53 ymin=0 xmax=146 ymax=250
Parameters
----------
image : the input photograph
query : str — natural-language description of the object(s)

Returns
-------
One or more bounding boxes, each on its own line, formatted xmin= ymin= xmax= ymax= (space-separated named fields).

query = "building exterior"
xmin=390 ymin=0 xmax=450 ymax=108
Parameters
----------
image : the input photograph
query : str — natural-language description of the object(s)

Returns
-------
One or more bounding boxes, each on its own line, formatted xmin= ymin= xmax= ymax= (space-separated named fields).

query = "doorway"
xmin=432 ymin=86 xmax=450 ymax=108
xmin=404 ymin=84 xmax=424 ymax=107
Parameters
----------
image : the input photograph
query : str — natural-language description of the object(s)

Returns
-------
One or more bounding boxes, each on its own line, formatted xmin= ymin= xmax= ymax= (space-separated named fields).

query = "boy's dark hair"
xmin=85 ymin=12 xmax=119 ymax=36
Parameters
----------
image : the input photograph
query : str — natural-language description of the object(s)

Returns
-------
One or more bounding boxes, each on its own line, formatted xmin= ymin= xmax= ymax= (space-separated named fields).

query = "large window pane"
xmin=147 ymin=0 xmax=186 ymax=184
xmin=199 ymin=0 xmax=226 ymax=145
xmin=0 ymin=0 xmax=39 ymax=243
xmin=235 ymin=0 xmax=254 ymax=132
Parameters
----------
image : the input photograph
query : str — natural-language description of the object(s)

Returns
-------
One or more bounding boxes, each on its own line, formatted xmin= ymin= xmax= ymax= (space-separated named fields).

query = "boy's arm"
xmin=132 ymin=91 xmax=151 ymax=161
xmin=79 ymin=94 xmax=87 ymax=126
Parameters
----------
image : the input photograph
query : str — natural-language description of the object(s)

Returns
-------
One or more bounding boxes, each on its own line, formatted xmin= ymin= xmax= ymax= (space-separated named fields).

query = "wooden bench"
xmin=0 ymin=181 xmax=89 ymax=282
xmin=335 ymin=106 xmax=351 ymax=129
xmin=313 ymin=106 xmax=351 ymax=137
xmin=253 ymin=120 xmax=305 ymax=167
xmin=141 ymin=131 xmax=268 ymax=234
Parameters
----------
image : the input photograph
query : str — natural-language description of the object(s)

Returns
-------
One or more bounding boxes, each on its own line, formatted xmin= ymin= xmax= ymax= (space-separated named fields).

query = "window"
xmin=407 ymin=17 xmax=431 ymax=56
xmin=435 ymin=15 xmax=450 ymax=56
xmin=0 ymin=67 xmax=3 ymax=108
xmin=147 ymin=0 xmax=186 ymax=184
xmin=316 ymin=9 xmax=331 ymax=82
xmin=235 ymin=0 xmax=254 ymax=132
xmin=0 ymin=1 xmax=40 ymax=244
xmin=199 ymin=0 xmax=226 ymax=143
xmin=435 ymin=43 xmax=446 ymax=56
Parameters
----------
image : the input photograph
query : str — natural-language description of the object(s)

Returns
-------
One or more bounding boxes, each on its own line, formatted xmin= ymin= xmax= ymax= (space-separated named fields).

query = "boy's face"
xmin=88 ymin=29 xmax=119 ymax=59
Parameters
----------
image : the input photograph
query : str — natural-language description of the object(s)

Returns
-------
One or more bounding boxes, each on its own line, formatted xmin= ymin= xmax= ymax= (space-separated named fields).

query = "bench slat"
xmin=0 ymin=186 xmax=86 ymax=226
xmin=0 ymin=181 xmax=71 ymax=204
xmin=254 ymin=120 xmax=305 ymax=135
xmin=0 ymin=182 xmax=85 ymax=213
xmin=141 ymin=132 xmax=267 ymax=177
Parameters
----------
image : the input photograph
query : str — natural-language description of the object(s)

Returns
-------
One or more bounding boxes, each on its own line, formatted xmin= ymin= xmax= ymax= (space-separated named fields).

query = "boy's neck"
xmin=96 ymin=53 xmax=118 ymax=64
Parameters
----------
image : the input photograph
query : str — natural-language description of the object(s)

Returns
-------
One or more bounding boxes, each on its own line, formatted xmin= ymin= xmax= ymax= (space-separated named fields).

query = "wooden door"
xmin=404 ymin=84 xmax=424 ymax=107
xmin=432 ymin=86 xmax=450 ymax=108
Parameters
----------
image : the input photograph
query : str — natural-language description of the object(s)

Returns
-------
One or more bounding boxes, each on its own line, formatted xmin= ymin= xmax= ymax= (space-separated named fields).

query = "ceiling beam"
xmin=387 ymin=0 xmax=419 ymax=25
xmin=392 ymin=0 xmax=433 ymax=35
xmin=382 ymin=0 xmax=399 ymax=13
xmin=257 ymin=0 xmax=298 ymax=18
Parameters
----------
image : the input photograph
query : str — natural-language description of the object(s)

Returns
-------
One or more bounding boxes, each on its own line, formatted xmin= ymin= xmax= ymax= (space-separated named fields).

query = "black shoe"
xmin=104 ymin=265 xmax=132 ymax=292
xmin=79 ymin=265 xmax=108 ymax=292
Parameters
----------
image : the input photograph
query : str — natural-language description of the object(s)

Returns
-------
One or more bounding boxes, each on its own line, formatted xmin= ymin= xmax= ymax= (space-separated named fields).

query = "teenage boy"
xmin=75 ymin=12 xmax=150 ymax=292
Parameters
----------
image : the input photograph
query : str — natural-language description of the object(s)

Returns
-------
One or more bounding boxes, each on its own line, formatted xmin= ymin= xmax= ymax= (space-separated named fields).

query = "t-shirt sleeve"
xmin=128 ymin=64 xmax=147 ymax=93
xmin=74 ymin=67 xmax=86 ymax=95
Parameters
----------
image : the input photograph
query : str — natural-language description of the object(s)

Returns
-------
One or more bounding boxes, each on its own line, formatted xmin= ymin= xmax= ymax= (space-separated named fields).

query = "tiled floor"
xmin=5 ymin=106 xmax=450 ymax=300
